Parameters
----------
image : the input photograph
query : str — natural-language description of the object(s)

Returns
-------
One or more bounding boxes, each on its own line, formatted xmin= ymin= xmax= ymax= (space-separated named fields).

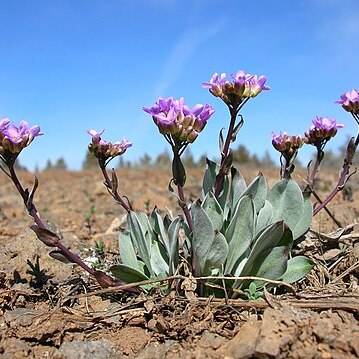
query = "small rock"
xmin=217 ymin=321 xmax=261 ymax=358
xmin=197 ymin=331 xmax=226 ymax=349
xmin=59 ymin=339 xmax=122 ymax=359
xmin=105 ymin=216 xmax=126 ymax=234
xmin=137 ymin=340 xmax=175 ymax=359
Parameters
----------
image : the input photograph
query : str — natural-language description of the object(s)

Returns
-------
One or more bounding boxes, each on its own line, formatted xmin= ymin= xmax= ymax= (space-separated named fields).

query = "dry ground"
xmin=0 ymin=168 xmax=358 ymax=358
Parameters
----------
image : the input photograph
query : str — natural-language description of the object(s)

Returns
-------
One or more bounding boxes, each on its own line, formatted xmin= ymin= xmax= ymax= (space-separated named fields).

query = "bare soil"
xmin=0 ymin=168 xmax=358 ymax=358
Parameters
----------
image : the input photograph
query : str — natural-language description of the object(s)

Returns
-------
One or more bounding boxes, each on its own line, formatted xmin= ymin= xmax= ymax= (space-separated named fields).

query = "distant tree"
xmin=82 ymin=150 xmax=98 ymax=169
xmin=44 ymin=159 xmax=53 ymax=171
xmin=139 ymin=153 xmax=152 ymax=169
xmin=54 ymin=157 xmax=67 ymax=170
xmin=260 ymin=150 xmax=276 ymax=169
xmin=154 ymin=150 xmax=171 ymax=169
xmin=233 ymin=144 xmax=251 ymax=164
xmin=182 ymin=148 xmax=196 ymax=168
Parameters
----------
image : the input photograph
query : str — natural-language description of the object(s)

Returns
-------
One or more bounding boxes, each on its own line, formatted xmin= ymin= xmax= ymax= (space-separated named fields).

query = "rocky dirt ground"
xmin=0 ymin=168 xmax=358 ymax=358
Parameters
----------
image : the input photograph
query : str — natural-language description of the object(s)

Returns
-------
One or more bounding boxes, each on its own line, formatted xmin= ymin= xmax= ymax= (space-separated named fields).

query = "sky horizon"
xmin=1 ymin=0 xmax=358 ymax=171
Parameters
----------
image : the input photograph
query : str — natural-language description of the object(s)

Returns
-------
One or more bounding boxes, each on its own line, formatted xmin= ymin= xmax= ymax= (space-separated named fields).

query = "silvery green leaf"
xmin=192 ymin=200 xmax=215 ymax=276
xmin=267 ymin=178 xmax=304 ymax=238
xmin=256 ymin=200 xmax=274 ymax=235
xmin=150 ymin=241 xmax=169 ymax=276
xmin=249 ymin=246 xmax=290 ymax=282
xmin=110 ymin=264 xmax=149 ymax=283
xmin=203 ymin=231 xmax=228 ymax=275
xmin=235 ymin=225 xmax=292 ymax=289
xmin=230 ymin=167 xmax=247 ymax=213
xmin=168 ymin=217 xmax=182 ymax=275
xmin=128 ymin=211 xmax=153 ymax=275
xmin=202 ymin=191 xmax=224 ymax=232
xmin=119 ymin=230 xmax=139 ymax=270
xmin=293 ymin=193 xmax=313 ymax=239
xmin=281 ymin=256 xmax=314 ymax=284
xmin=233 ymin=257 xmax=248 ymax=277
xmin=240 ymin=173 xmax=267 ymax=212
xmin=219 ymin=127 xmax=225 ymax=153
xmin=225 ymin=195 xmax=256 ymax=274
xmin=218 ymin=175 xmax=230 ymax=210
xmin=203 ymin=158 xmax=219 ymax=195
xmin=150 ymin=208 xmax=170 ymax=255
xmin=240 ymin=221 xmax=286 ymax=277
xmin=137 ymin=211 xmax=156 ymax=241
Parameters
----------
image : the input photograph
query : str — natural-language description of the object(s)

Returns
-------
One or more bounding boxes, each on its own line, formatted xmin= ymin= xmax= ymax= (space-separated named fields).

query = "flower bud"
xmin=272 ymin=132 xmax=303 ymax=158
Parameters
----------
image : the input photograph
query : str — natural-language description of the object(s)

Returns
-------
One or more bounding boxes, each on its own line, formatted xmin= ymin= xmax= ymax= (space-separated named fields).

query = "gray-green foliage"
xmin=111 ymin=158 xmax=314 ymax=297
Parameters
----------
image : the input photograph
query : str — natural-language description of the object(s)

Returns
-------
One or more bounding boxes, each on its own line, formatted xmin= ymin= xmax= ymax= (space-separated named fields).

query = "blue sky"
xmin=0 ymin=0 xmax=358 ymax=170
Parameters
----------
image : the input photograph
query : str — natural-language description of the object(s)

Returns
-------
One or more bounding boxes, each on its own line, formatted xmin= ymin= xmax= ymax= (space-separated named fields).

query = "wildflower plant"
xmin=1 ymin=74 xmax=357 ymax=300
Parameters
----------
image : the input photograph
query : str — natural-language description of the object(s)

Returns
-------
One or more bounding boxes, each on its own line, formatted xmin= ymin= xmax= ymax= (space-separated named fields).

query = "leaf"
xmin=202 ymin=191 xmax=224 ymax=232
xmin=150 ymin=241 xmax=169 ymax=276
xmin=230 ymin=167 xmax=247 ymax=212
xmin=281 ymin=256 xmax=314 ymax=284
xmin=240 ymin=173 xmax=267 ymax=212
xmin=225 ymin=195 xmax=256 ymax=274
xmin=293 ymin=193 xmax=313 ymax=239
xmin=150 ymin=208 xmax=171 ymax=255
xmin=267 ymin=178 xmax=304 ymax=238
xmin=249 ymin=246 xmax=290 ymax=281
xmin=110 ymin=264 xmax=149 ymax=283
xmin=256 ymin=200 xmax=274 ymax=235
xmin=119 ymin=230 xmax=139 ymax=270
xmin=202 ymin=158 xmax=219 ymax=195
xmin=128 ymin=211 xmax=153 ymax=275
xmin=30 ymin=225 xmax=58 ymax=247
xmin=218 ymin=174 xmax=230 ymax=210
xmin=219 ymin=127 xmax=225 ymax=153
xmin=203 ymin=231 xmax=229 ymax=275
xmin=192 ymin=201 xmax=215 ymax=276
xmin=239 ymin=221 xmax=286 ymax=277
xmin=168 ymin=217 xmax=182 ymax=275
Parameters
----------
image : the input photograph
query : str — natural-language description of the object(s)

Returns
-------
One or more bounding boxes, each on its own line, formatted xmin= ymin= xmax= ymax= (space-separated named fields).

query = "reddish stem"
xmin=100 ymin=165 xmax=132 ymax=213
xmin=314 ymin=132 xmax=358 ymax=216
xmin=8 ymin=165 xmax=137 ymax=291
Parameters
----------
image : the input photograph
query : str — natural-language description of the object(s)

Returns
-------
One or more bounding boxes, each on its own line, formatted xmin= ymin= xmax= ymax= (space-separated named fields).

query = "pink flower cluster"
xmin=87 ymin=129 xmax=132 ymax=162
xmin=202 ymin=70 xmax=269 ymax=107
xmin=0 ymin=118 xmax=42 ymax=155
xmin=143 ymin=97 xmax=215 ymax=143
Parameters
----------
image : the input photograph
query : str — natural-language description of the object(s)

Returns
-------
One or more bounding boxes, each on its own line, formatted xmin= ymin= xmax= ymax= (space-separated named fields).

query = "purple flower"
xmin=0 ymin=117 xmax=10 ymax=130
xmin=202 ymin=70 xmax=269 ymax=107
xmin=335 ymin=89 xmax=359 ymax=114
xmin=0 ymin=120 xmax=43 ymax=154
xmin=271 ymin=132 xmax=303 ymax=158
xmin=304 ymin=117 xmax=344 ymax=145
xmin=143 ymin=97 xmax=215 ymax=143
xmin=87 ymin=129 xmax=132 ymax=163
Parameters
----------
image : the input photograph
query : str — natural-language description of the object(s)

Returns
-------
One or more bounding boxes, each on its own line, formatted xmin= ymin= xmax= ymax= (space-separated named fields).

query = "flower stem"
xmin=177 ymin=183 xmax=193 ymax=233
xmin=7 ymin=165 xmax=137 ymax=291
xmin=304 ymin=146 xmax=324 ymax=194
xmin=100 ymin=165 xmax=132 ymax=213
xmin=314 ymin=130 xmax=358 ymax=216
xmin=214 ymin=106 xmax=238 ymax=198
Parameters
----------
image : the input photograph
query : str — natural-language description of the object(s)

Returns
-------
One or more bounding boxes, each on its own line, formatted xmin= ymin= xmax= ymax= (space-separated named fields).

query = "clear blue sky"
xmin=1 ymin=0 xmax=358 ymax=170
